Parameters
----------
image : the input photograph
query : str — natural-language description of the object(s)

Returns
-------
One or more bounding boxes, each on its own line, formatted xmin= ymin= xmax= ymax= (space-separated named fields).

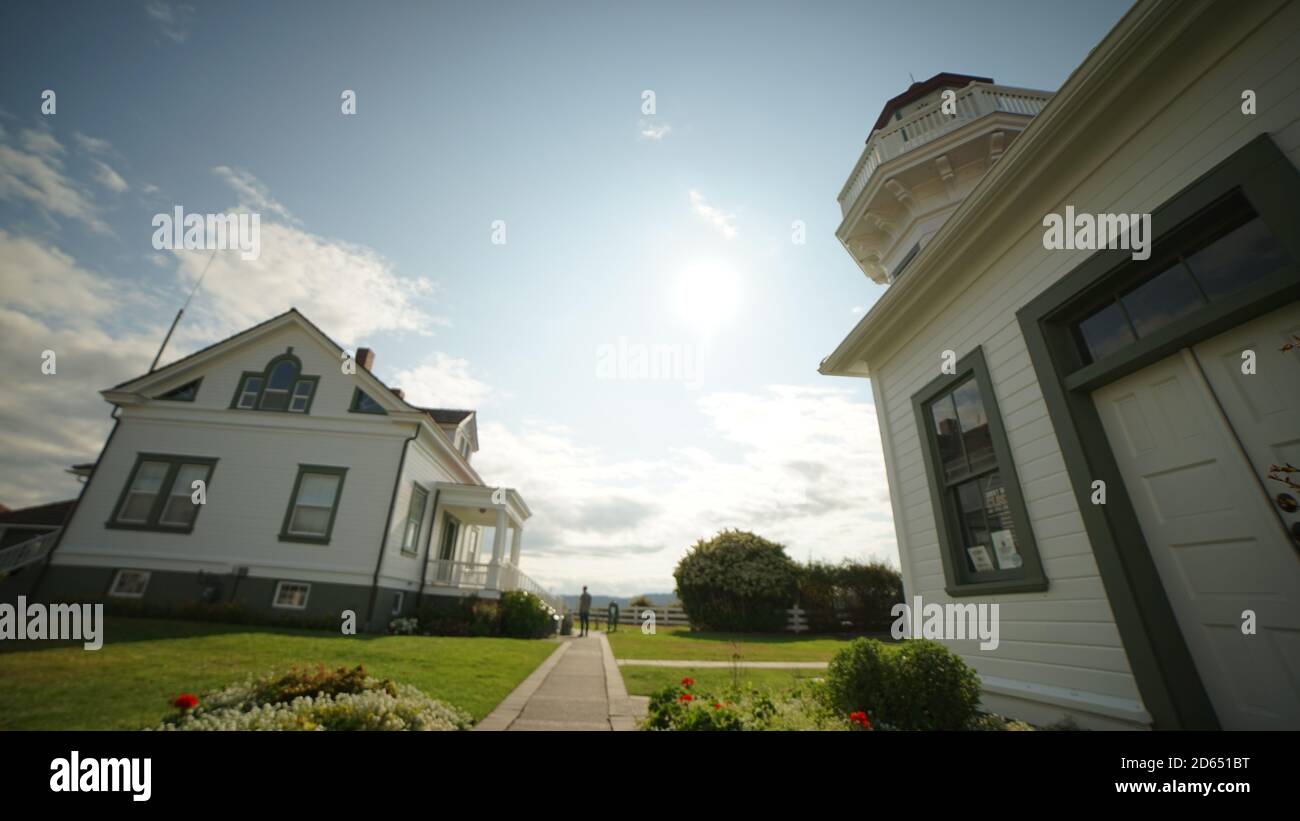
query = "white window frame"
xmin=272 ymin=580 xmax=311 ymax=610
xmin=108 ymin=569 xmax=151 ymax=598
xmin=391 ymin=591 xmax=405 ymax=616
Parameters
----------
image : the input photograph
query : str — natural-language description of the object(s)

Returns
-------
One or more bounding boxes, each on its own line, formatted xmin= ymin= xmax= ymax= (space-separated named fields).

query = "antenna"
xmin=149 ymin=247 xmax=218 ymax=373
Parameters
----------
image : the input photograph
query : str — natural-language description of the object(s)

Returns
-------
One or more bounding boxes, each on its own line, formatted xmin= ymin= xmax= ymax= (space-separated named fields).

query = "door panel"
xmin=1093 ymin=317 xmax=1300 ymax=729
xmin=1194 ymin=301 xmax=1300 ymax=540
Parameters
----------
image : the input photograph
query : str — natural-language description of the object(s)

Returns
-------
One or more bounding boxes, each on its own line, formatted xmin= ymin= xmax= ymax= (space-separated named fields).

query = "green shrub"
xmin=673 ymin=530 xmax=798 ymax=632
xmin=497 ymin=591 xmax=553 ymax=639
xmin=838 ymin=560 xmax=905 ymax=632
xmin=417 ymin=595 xmax=498 ymax=636
xmin=824 ymin=638 xmax=981 ymax=730
xmin=796 ymin=560 xmax=844 ymax=632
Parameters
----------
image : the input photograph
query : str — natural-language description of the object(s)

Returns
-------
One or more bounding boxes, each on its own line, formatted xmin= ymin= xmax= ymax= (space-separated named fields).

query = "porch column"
xmin=509 ymin=525 xmax=522 ymax=566
xmin=490 ymin=508 xmax=507 ymax=564
xmin=486 ymin=507 xmax=507 ymax=591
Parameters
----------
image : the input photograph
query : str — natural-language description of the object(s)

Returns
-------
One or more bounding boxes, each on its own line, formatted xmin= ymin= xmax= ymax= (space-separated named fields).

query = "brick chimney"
xmin=390 ymin=387 xmax=405 ymax=401
xmin=354 ymin=347 xmax=376 ymax=371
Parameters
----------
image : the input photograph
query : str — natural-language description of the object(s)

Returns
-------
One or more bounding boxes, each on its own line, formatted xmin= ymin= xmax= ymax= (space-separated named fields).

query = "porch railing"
xmin=0 ymin=529 xmax=60 ymax=575
xmin=425 ymin=559 xmax=563 ymax=613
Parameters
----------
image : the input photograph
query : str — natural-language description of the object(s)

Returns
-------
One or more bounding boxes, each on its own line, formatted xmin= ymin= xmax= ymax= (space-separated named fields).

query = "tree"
xmin=673 ymin=530 xmax=798 ymax=632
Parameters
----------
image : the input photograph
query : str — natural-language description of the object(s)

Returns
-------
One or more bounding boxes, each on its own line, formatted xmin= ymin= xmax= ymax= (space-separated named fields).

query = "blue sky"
xmin=0 ymin=0 xmax=1132 ymax=594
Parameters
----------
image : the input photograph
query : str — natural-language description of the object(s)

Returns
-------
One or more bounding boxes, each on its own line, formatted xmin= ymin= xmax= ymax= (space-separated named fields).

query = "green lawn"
xmin=0 ymin=617 xmax=557 ymax=730
xmin=620 ymin=664 xmax=826 ymax=696
xmin=604 ymin=625 xmax=886 ymax=662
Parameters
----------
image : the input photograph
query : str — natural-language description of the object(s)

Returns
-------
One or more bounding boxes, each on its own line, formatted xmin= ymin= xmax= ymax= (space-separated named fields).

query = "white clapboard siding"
xmin=870 ymin=0 xmax=1300 ymax=723
xmin=56 ymin=322 xmax=416 ymax=588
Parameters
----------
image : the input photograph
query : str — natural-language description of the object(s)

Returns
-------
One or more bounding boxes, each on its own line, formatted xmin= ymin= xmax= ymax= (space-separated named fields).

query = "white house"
xmin=3 ymin=308 xmax=557 ymax=630
xmin=822 ymin=0 xmax=1300 ymax=729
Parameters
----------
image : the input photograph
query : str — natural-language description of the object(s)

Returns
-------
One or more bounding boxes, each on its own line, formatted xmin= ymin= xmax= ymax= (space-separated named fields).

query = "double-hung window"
xmin=279 ymin=465 xmax=347 ymax=544
xmin=913 ymin=348 xmax=1046 ymax=595
xmin=401 ymin=484 xmax=428 ymax=555
xmin=109 ymin=454 xmax=217 ymax=533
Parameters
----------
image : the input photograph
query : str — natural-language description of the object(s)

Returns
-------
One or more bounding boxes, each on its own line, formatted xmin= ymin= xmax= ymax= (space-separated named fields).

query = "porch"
xmin=420 ymin=483 xmax=562 ymax=612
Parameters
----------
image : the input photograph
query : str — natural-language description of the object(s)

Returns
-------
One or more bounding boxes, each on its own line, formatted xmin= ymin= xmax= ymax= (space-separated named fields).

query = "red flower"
xmin=713 ymin=703 xmax=723 ymax=709
xmin=680 ymin=677 xmax=695 ymax=687
xmin=848 ymin=710 xmax=872 ymax=729
xmin=172 ymin=693 xmax=199 ymax=711
xmin=678 ymin=693 xmax=694 ymax=702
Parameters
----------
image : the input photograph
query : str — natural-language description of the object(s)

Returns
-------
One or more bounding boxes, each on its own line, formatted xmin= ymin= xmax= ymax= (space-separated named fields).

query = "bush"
xmin=417 ymin=595 xmax=498 ymax=637
xmin=673 ymin=530 xmax=798 ymax=632
xmin=824 ymin=638 xmax=981 ymax=730
xmin=497 ymin=591 xmax=554 ymax=639
xmin=838 ymin=560 xmax=905 ymax=632
xmin=153 ymin=665 xmax=471 ymax=731
xmin=388 ymin=617 xmax=418 ymax=635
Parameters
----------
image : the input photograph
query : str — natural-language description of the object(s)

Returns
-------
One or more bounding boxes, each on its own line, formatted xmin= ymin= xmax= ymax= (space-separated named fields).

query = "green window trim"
xmin=349 ymin=387 xmax=387 ymax=415
xmin=106 ymin=453 xmax=218 ymax=534
xmin=1015 ymin=133 xmax=1300 ymax=730
xmin=229 ymin=348 xmax=320 ymax=414
xmin=400 ymin=483 xmax=429 ymax=556
xmin=278 ymin=464 xmax=348 ymax=545
xmin=911 ymin=347 xmax=1047 ymax=597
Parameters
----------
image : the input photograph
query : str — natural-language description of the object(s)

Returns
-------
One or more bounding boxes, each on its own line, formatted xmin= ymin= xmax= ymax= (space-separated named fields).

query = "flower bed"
xmin=152 ymin=665 xmax=472 ymax=731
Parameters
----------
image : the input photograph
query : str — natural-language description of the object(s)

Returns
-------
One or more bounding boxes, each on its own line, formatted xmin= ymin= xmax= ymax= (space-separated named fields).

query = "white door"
xmin=1092 ymin=302 xmax=1300 ymax=729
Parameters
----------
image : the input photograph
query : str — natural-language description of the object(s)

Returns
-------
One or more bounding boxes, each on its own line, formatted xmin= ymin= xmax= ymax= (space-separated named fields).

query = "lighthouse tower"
xmin=836 ymin=73 xmax=1054 ymax=284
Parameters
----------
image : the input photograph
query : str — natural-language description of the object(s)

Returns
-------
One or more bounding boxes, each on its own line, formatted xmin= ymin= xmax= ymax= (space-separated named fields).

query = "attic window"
xmin=157 ymin=379 xmax=201 ymax=402
xmin=349 ymin=388 xmax=386 ymax=415
xmin=231 ymin=350 xmax=320 ymax=414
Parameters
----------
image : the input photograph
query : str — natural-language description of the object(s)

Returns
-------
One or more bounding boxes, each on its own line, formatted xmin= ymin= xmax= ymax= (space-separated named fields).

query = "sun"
xmin=671 ymin=258 xmax=742 ymax=335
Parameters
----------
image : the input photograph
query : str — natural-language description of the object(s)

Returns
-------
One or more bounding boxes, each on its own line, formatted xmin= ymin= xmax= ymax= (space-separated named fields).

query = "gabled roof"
xmin=0 ymin=499 xmax=76 ymax=526
xmin=107 ymin=308 xmax=485 ymax=484
xmin=421 ymin=408 xmax=474 ymax=425
xmin=870 ymin=72 xmax=994 ymax=132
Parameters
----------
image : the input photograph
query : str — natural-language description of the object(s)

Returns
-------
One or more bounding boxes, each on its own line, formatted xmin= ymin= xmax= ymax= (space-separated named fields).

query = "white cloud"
xmin=689 ymin=189 xmax=737 ymax=239
xmin=91 ymin=159 xmax=128 ymax=193
xmin=390 ymin=352 xmax=492 ymax=409
xmin=0 ymin=129 xmax=110 ymax=233
xmin=474 ymin=385 xmax=897 ymax=595
xmin=639 ymin=121 xmax=672 ymax=140
xmin=144 ymin=1 xmax=196 ymax=43
xmin=0 ymin=237 xmax=165 ymax=507
xmin=74 ymin=132 xmax=113 ymax=156
xmin=0 ymin=229 xmax=116 ymax=318
xmin=158 ymin=167 xmax=443 ymax=352
xmin=212 ymin=165 xmax=294 ymax=222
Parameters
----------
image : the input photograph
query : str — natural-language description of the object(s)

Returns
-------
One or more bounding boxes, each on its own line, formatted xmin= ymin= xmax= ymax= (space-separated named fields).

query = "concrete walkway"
xmin=475 ymin=633 xmax=647 ymax=731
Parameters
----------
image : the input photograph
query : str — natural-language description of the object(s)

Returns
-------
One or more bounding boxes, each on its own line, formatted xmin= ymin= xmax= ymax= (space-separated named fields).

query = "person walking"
xmin=578 ymin=586 xmax=592 ymax=637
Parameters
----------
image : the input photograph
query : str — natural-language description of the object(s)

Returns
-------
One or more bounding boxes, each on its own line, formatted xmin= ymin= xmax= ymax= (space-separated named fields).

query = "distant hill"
xmin=561 ymin=592 xmax=677 ymax=609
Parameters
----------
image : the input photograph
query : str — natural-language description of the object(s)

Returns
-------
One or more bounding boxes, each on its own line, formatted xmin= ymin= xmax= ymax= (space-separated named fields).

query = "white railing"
xmin=500 ymin=564 xmax=564 ymax=612
xmin=427 ymin=559 xmax=490 ymax=589
xmin=0 ymin=529 xmax=60 ymax=574
xmin=838 ymin=83 xmax=1053 ymax=217
xmin=424 ymin=559 xmax=563 ymax=612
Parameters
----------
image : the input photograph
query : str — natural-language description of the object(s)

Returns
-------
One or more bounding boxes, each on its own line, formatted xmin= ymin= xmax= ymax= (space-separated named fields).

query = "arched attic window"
xmin=230 ymin=348 xmax=320 ymax=413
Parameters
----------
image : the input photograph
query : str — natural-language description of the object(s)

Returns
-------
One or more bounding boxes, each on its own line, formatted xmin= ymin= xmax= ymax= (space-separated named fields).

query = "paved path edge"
xmin=473 ymin=640 xmax=572 ymax=731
